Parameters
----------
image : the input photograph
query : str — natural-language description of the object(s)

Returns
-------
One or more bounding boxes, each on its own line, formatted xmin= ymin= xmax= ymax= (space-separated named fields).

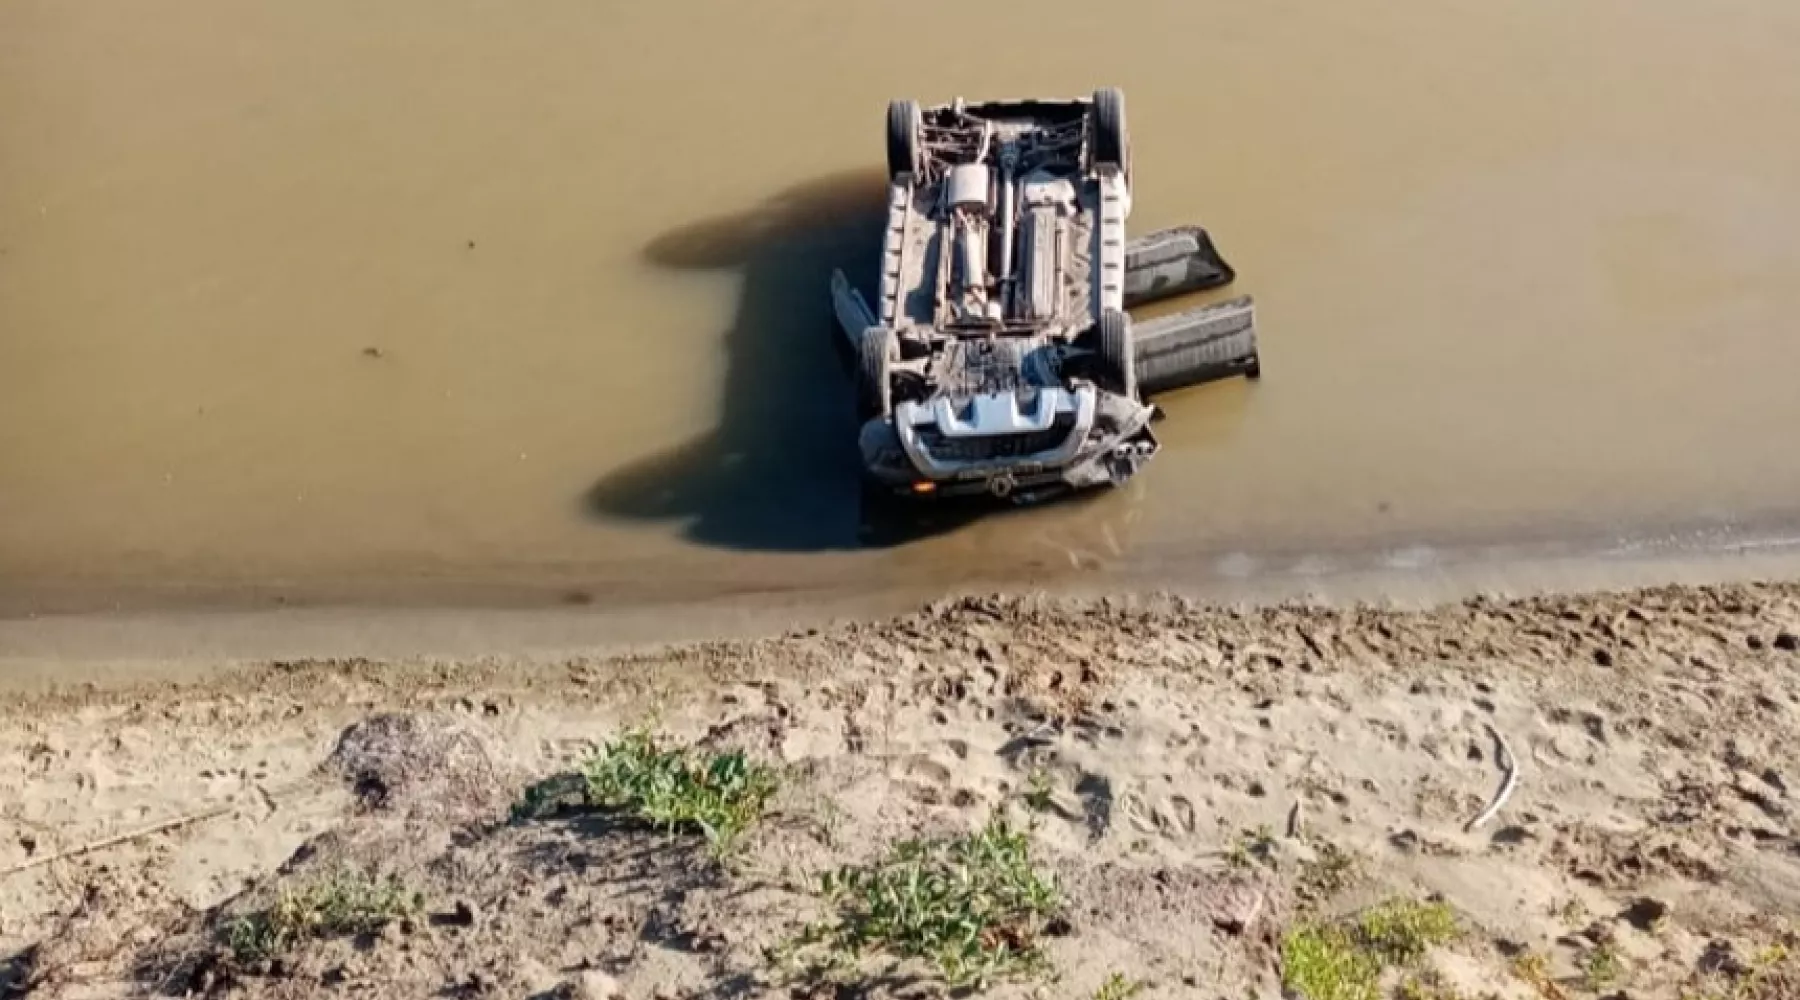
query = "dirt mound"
xmin=325 ymin=713 xmax=522 ymax=824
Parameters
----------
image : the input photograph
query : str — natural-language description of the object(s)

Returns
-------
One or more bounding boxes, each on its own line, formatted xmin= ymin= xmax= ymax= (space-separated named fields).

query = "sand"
xmin=4 ymin=583 xmax=1800 ymax=999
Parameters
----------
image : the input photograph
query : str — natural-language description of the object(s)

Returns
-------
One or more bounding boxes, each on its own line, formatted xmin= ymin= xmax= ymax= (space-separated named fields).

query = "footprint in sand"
xmin=1546 ymin=706 xmax=1610 ymax=744
xmin=1076 ymin=773 xmax=1113 ymax=840
xmin=1364 ymin=717 xmax=1409 ymax=747
xmin=1150 ymin=794 xmax=1199 ymax=837
xmin=897 ymin=755 xmax=951 ymax=783
xmin=1114 ymin=789 xmax=1196 ymax=838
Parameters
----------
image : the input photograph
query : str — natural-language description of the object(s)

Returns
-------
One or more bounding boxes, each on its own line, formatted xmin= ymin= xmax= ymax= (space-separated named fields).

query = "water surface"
xmin=5 ymin=0 xmax=1800 ymax=612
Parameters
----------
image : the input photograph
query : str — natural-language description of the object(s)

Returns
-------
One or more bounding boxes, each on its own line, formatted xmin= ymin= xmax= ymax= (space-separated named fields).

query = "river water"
xmin=5 ymin=0 xmax=1800 ymax=614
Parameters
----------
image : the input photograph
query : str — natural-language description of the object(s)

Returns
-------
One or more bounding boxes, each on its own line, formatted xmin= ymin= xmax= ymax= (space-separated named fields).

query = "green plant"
xmin=1279 ymin=898 xmax=1461 ymax=1000
xmin=1550 ymin=896 xmax=1587 ymax=927
xmin=1680 ymin=944 xmax=1793 ymax=1000
xmin=226 ymin=868 xmax=420 ymax=962
xmin=812 ymin=794 xmax=848 ymax=849
xmin=1510 ymin=951 xmax=1567 ymax=1000
xmin=580 ymin=727 xmax=779 ymax=854
xmin=1296 ymin=841 xmax=1363 ymax=903
xmin=1583 ymin=942 xmax=1621 ymax=990
xmin=1356 ymin=899 xmax=1459 ymax=965
xmin=1093 ymin=971 xmax=1146 ymax=1000
xmin=1023 ymin=768 xmax=1055 ymax=813
xmin=1225 ymin=825 xmax=1278 ymax=870
xmin=1398 ymin=970 xmax=1477 ymax=1000
xmin=1749 ymin=945 xmax=1793 ymax=995
xmin=511 ymin=771 xmax=587 ymax=821
xmin=783 ymin=813 xmax=1062 ymax=989
xmin=1281 ymin=923 xmax=1380 ymax=1000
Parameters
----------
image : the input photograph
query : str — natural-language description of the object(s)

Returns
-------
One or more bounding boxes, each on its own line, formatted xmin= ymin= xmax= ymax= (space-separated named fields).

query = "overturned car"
xmin=831 ymin=88 xmax=1259 ymax=505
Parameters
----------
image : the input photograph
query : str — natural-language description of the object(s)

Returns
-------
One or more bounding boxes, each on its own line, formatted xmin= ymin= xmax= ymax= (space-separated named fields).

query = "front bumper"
xmin=858 ymin=386 xmax=1159 ymax=503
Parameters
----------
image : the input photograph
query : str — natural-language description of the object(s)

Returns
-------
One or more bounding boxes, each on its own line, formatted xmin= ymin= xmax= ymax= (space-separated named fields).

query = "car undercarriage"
xmin=830 ymin=89 xmax=1260 ymax=506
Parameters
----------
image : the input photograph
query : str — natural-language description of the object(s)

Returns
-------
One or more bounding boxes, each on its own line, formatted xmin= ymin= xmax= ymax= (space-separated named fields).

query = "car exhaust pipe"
xmin=996 ymin=162 xmax=1016 ymax=318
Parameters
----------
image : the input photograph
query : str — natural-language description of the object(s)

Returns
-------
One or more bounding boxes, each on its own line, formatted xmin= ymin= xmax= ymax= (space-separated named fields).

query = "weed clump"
xmin=226 ymin=868 xmax=420 ymax=963
xmin=1093 ymin=971 xmax=1145 ymax=1000
xmin=783 ymin=813 xmax=1062 ymax=989
xmin=1280 ymin=898 xmax=1461 ymax=1000
xmin=576 ymin=728 xmax=779 ymax=854
xmin=1582 ymin=940 xmax=1622 ymax=990
xmin=1397 ymin=970 xmax=1476 ymax=1000
xmin=1509 ymin=950 xmax=1558 ymax=999
xmin=1356 ymin=898 xmax=1460 ymax=965
xmin=1281 ymin=923 xmax=1382 ymax=1000
xmin=1677 ymin=943 xmax=1792 ymax=1000
xmin=1295 ymin=840 xmax=1365 ymax=904
xmin=1022 ymin=768 xmax=1055 ymax=813
xmin=1225 ymin=825 xmax=1278 ymax=870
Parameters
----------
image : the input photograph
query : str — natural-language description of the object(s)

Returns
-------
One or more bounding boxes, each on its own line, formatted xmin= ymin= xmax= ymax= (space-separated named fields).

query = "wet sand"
xmin=6 ymin=0 xmax=1800 ymax=614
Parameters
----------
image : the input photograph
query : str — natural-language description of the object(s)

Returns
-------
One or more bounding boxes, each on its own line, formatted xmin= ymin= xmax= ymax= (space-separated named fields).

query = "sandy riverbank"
xmin=4 ymin=582 xmax=1799 ymax=999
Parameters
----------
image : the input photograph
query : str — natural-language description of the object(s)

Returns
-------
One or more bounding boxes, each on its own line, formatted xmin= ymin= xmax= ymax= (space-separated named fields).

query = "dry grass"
xmin=226 ymin=868 xmax=420 ymax=963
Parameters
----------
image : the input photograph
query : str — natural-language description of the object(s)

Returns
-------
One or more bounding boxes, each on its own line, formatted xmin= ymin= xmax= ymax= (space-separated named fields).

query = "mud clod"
xmin=326 ymin=713 xmax=522 ymax=824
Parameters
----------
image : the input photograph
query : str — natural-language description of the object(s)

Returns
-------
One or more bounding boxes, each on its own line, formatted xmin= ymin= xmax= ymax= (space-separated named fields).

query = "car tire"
xmin=887 ymin=100 xmax=921 ymax=181
xmin=856 ymin=327 xmax=894 ymax=418
xmin=1094 ymin=309 xmax=1137 ymax=399
xmin=1091 ymin=88 xmax=1128 ymax=174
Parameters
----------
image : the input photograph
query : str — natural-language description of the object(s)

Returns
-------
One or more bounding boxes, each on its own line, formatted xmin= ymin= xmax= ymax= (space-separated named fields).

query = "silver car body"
xmin=831 ymin=91 xmax=1248 ymax=503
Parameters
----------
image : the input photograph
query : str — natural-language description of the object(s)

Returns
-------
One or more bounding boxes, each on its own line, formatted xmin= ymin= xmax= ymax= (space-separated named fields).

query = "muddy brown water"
xmin=5 ymin=0 xmax=1800 ymax=615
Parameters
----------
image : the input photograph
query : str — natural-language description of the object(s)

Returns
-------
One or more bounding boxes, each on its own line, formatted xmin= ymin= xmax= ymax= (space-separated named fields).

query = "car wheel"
xmin=1091 ymin=88 xmax=1128 ymax=175
xmin=857 ymin=327 xmax=895 ymax=418
xmin=1094 ymin=309 xmax=1137 ymax=399
xmin=887 ymin=100 xmax=921 ymax=181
